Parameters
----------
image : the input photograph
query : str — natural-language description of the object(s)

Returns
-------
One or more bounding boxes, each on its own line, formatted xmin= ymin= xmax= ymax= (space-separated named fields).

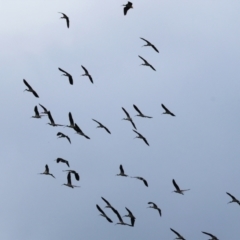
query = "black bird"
xmin=39 ymin=104 xmax=49 ymax=114
xmin=161 ymin=104 xmax=175 ymax=116
xmin=96 ymin=205 xmax=113 ymax=223
xmin=39 ymin=165 xmax=55 ymax=178
xmin=63 ymin=170 xmax=80 ymax=181
xmin=148 ymin=202 xmax=161 ymax=217
xmin=123 ymin=207 xmax=136 ymax=226
xmin=65 ymin=112 xmax=75 ymax=129
xmin=58 ymin=12 xmax=69 ymax=28
xmin=81 ymin=65 xmax=93 ymax=84
xmin=57 ymin=132 xmax=71 ymax=144
xmin=172 ymin=179 xmax=190 ymax=195
xmin=92 ymin=119 xmax=111 ymax=134
xmin=202 ymin=231 xmax=219 ymax=240
xmin=123 ymin=2 xmax=133 ymax=15
xmin=116 ymin=164 xmax=128 ymax=177
xmin=23 ymin=79 xmax=39 ymax=98
xmin=138 ymin=55 xmax=156 ymax=71
xmin=74 ymin=123 xmax=90 ymax=139
xmin=62 ymin=172 xmax=80 ymax=188
xmin=140 ymin=37 xmax=159 ymax=53
xmin=133 ymin=104 xmax=152 ymax=118
xmin=122 ymin=107 xmax=137 ymax=130
xmin=32 ymin=106 xmax=44 ymax=119
xmin=226 ymin=192 xmax=240 ymax=205
xmin=47 ymin=111 xmax=63 ymax=127
xmin=55 ymin=158 xmax=70 ymax=167
xmin=133 ymin=130 xmax=149 ymax=146
xmin=112 ymin=207 xmax=132 ymax=226
xmin=58 ymin=68 xmax=73 ymax=85
xmin=170 ymin=228 xmax=186 ymax=240
xmin=131 ymin=176 xmax=148 ymax=187
xmin=101 ymin=197 xmax=114 ymax=210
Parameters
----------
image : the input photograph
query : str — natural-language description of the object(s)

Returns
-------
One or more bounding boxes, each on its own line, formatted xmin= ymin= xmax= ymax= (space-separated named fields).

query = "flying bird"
xmin=133 ymin=104 xmax=152 ymax=118
xmin=148 ymin=202 xmax=161 ymax=217
xmin=63 ymin=170 xmax=80 ymax=181
xmin=58 ymin=12 xmax=69 ymax=28
xmin=170 ymin=228 xmax=186 ymax=240
xmin=226 ymin=192 xmax=240 ymax=205
xmin=23 ymin=79 xmax=39 ymax=98
xmin=39 ymin=104 xmax=49 ymax=114
xmin=140 ymin=37 xmax=159 ymax=53
xmin=39 ymin=165 xmax=55 ymax=178
xmin=116 ymin=165 xmax=128 ymax=177
xmin=62 ymin=172 xmax=80 ymax=188
xmin=65 ymin=112 xmax=75 ymax=129
xmin=138 ymin=55 xmax=156 ymax=71
xmin=81 ymin=65 xmax=93 ymax=84
xmin=55 ymin=158 xmax=70 ymax=167
xmin=122 ymin=107 xmax=137 ymax=130
xmin=101 ymin=197 xmax=114 ymax=210
xmin=123 ymin=207 xmax=136 ymax=226
xmin=161 ymin=104 xmax=175 ymax=116
xmin=112 ymin=207 xmax=132 ymax=226
xmin=202 ymin=231 xmax=219 ymax=240
xmin=58 ymin=68 xmax=73 ymax=85
xmin=172 ymin=179 xmax=190 ymax=195
xmin=131 ymin=176 xmax=148 ymax=187
xmin=47 ymin=111 xmax=63 ymax=127
xmin=96 ymin=205 xmax=113 ymax=223
xmin=74 ymin=123 xmax=90 ymax=139
xmin=133 ymin=130 xmax=149 ymax=146
xmin=57 ymin=132 xmax=71 ymax=144
xmin=32 ymin=106 xmax=44 ymax=119
xmin=92 ymin=119 xmax=111 ymax=134
xmin=123 ymin=2 xmax=133 ymax=15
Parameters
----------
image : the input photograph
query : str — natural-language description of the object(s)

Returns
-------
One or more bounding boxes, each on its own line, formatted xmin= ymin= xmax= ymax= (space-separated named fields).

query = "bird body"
xmin=138 ymin=55 xmax=156 ymax=71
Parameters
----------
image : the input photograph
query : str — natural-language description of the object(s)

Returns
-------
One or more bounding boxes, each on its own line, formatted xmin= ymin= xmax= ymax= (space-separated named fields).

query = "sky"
xmin=0 ymin=0 xmax=240 ymax=239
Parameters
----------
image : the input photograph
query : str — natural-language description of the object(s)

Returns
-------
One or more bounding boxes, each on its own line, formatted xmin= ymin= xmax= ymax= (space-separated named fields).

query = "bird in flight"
xmin=140 ymin=38 xmax=159 ymax=53
xmin=63 ymin=170 xmax=80 ymax=181
xmin=57 ymin=132 xmax=71 ymax=144
xmin=32 ymin=106 xmax=44 ymax=119
xmin=58 ymin=12 xmax=69 ymax=28
xmin=39 ymin=165 xmax=55 ymax=178
xmin=123 ymin=207 xmax=136 ymax=226
xmin=62 ymin=172 xmax=80 ymax=188
xmin=170 ymin=228 xmax=186 ymax=240
xmin=138 ymin=55 xmax=156 ymax=71
xmin=133 ymin=130 xmax=149 ymax=146
xmin=81 ymin=65 xmax=93 ymax=84
xmin=101 ymin=197 xmax=115 ymax=210
xmin=148 ymin=202 xmax=161 ymax=217
xmin=39 ymin=104 xmax=49 ymax=115
xmin=116 ymin=165 xmax=128 ymax=177
xmin=133 ymin=104 xmax=152 ymax=118
xmin=55 ymin=158 xmax=70 ymax=167
xmin=47 ymin=111 xmax=63 ymax=127
xmin=23 ymin=79 xmax=39 ymax=98
xmin=226 ymin=192 xmax=240 ymax=205
xmin=202 ymin=231 xmax=219 ymax=240
xmin=131 ymin=176 xmax=148 ymax=187
xmin=74 ymin=123 xmax=90 ymax=139
xmin=123 ymin=2 xmax=133 ymax=15
xmin=65 ymin=112 xmax=75 ymax=129
xmin=112 ymin=207 xmax=132 ymax=226
xmin=58 ymin=68 xmax=73 ymax=85
xmin=122 ymin=107 xmax=137 ymax=130
xmin=161 ymin=104 xmax=175 ymax=116
xmin=96 ymin=205 xmax=113 ymax=223
xmin=172 ymin=179 xmax=190 ymax=195
xmin=92 ymin=119 xmax=111 ymax=134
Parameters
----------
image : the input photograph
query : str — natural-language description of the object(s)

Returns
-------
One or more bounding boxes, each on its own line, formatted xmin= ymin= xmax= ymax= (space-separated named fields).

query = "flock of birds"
xmin=21 ymin=2 xmax=239 ymax=240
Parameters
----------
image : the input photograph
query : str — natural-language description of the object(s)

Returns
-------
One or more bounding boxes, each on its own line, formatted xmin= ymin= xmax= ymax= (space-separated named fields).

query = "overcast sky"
xmin=0 ymin=1 xmax=240 ymax=239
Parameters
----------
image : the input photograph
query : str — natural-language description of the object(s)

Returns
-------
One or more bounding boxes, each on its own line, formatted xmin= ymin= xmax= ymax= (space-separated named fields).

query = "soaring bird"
xmin=138 ymin=55 xmax=156 ymax=71
xmin=116 ymin=165 xmax=128 ymax=177
xmin=96 ymin=205 xmax=113 ymax=223
xmin=65 ymin=112 xmax=75 ymax=129
xmin=122 ymin=107 xmax=137 ymax=130
xmin=123 ymin=207 xmax=136 ymax=226
xmin=92 ymin=119 xmax=111 ymax=134
xmin=63 ymin=170 xmax=80 ymax=181
xmin=47 ymin=111 xmax=63 ymax=127
xmin=226 ymin=192 xmax=240 ymax=205
xmin=74 ymin=123 xmax=90 ymax=139
xmin=58 ymin=12 xmax=69 ymax=28
xmin=133 ymin=104 xmax=152 ymax=118
xmin=170 ymin=228 xmax=186 ymax=240
xmin=32 ymin=106 xmax=44 ymax=119
xmin=148 ymin=202 xmax=161 ymax=217
xmin=202 ymin=231 xmax=219 ymax=240
xmin=57 ymin=132 xmax=71 ymax=144
xmin=123 ymin=2 xmax=133 ymax=15
xmin=39 ymin=165 xmax=55 ymax=178
xmin=58 ymin=68 xmax=73 ymax=85
xmin=140 ymin=37 xmax=159 ymax=53
xmin=39 ymin=104 xmax=49 ymax=114
xmin=23 ymin=79 xmax=39 ymax=98
xmin=161 ymin=104 xmax=175 ymax=116
xmin=133 ymin=129 xmax=149 ymax=146
xmin=131 ymin=176 xmax=148 ymax=187
xmin=81 ymin=65 xmax=93 ymax=84
xmin=55 ymin=158 xmax=70 ymax=167
xmin=101 ymin=197 xmax=114 ymax=210
xmin=172 ymin=179 xmax=190 ymax=195
xmin=112 ymin=207 xmax=132 ymax=226
xmin=62 ymin=172 xmax=80 ymax=188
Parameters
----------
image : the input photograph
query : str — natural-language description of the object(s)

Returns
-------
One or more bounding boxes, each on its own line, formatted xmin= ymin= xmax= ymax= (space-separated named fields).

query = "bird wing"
xmin=133 ymin=104 xmax=143 ymax=115
xmin=172 ymin=179 xmax=180 ymax=191
xmin=133 ymin=129 xmax=141 ymax=137
xmin=138 ymin=55 xmax=147 ymax=64
xmin=170 ymin=228 xmax=181 ymax=237
xmin=202 ymin=232 xmax=216 ymax=238
xmin=142 ymin=178 xmax=148 ymax=187
xmin=23 ymin=79 xmax=32 ymax=89
xmin=149 ymin=64 xmax=156 ymax=71
xmin=152 ymin=45 xmax=159 ymax=53
xmin=66 ymin=136 xmax=71 ymax=144
xmin=112 ymin=208 xmax=123 ymax=222
xmin=131 ymin=217 xmax=135 ymax=226
xmin=122 ymin=107 xmax=130 ymax=118
xmin=74 ymin=172 xmax=80 ymax=181
xmin=96 ymin=204 xmax=105 ymax=215
xmin=65 ymin=161 xmax=70 ymax=167
xmin=47 ymin=111 xmax=55 ymax=124
xmin=120 ymin=164 xmax=125 ymax=174
xmin=58 ymin=67 xmax=68 ymax=75
xmin=157 ymin=208 xmax=161 ymax=216
xmin=88 ymin=75 xmax=93 ymax=84
xmin=101 ymin=197 xmax=111 ymax=206
xmin=104 ymin=126 xmax=111 ymax=134
xmin=106 ymin=216 xmax=113 ymax=223
xmin=57 ymin=132 xmax=62 ymax=136
xmin=34 ymin=106 xmax=39 ymax=115
xmin=130 ymin=120 xmax=137 ymax=130
xmin=226 ymin=192 xmax=236 ymax=200
xmin=68 ymin=75 xmax=73 ymax=85
xmin=125 ymin=207 xmax=133 ymax=216
xmin=161 ymin=104 xmax=169 ymax=112
xmin=148 ymin=202 xmax=156 ymax=207
xmin=67 ymin=172 xmax=72 ymax=185
xmin=123 ymin=6 xmax=128 ymax=15
xmin=74 ymin=123 xmax=83 ymax=133
xmin=32 ymin=90 xmax=39 ymax=98
xmin=66 ymin=16 xmax=69 ymax=28
xmin=140 ymin=37 xmax=150 ymax=44
xmin=81 ymin=65 xmax=88 ymax=74
xmin=92 ymin=119 xmax=101 ymax=125
xmin=142 ymin=137 xmax=149 ymax=146
xmin=45 ymin=165 xmax=49 ymax=173
xmin=68 ymin=112 xmax=74 ymax=126
xmin=39 ymin=104 xmax=47 ymax=112
xmin=84 ymin=134 xmax=90 ymax=139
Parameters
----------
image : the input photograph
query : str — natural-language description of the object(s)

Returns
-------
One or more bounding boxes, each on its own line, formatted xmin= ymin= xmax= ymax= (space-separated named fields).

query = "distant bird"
xmin=202 ymin=231 xmax=219 ymax=240
xmin=32 ymin=106 xmax=44 ymax=119
xmin=58 ymin=12 xmax=69 ymax=28
xmin=133 ymin=130 xmax=149 ymax=146
xmin=39 ymin=165 xmax=55 ymax=178
xmin=226 ymin=192 xmax=240 ymax=205
xmin=55 ymin=158 xmax=70 ymax=167
xmin=57 ymin=132 xmax=71 ymax=144
xmin=62 ymin=172 xmax=80 ymax=188
xmin=23 ymin=79 xmax=39 ymax=98
xmin=116 ymin=164 xmax=128 ymax=177
xmin=172 ymin=179 xmax=190 ymax=195
xmin=131 ymin=176 xmax=148 ymax=187
xmin=63 ymin=170 xmax=80 ymax=181
xmin=74 ymin=123 xmax=90 ymax=139
xmin=123 ymin=2 xmax=133 ymax=15
xmin=39 ymin=104 xmax=49 ymax=114
xmin=96 ymin=205 xmax=113 ymax=223
xmin=148 ymin=202 xmax=161 ymax=217
xmin=122 ymin=107 xmax=137 ymax=130
xmin=140 ymin=37 xmax=159 ymax=53
xmin=170 ymin=228 xmax=186 ymax=240
xmin=123 ymin=207 xmax=136 ymax=226
xmin=101 ymin=197 xmax=114 ymax=210
xmin=161 ymin=104 xmax=175 ymax=116
xmin=138 ymin=55 xmax=156 ymax=71
xmin=112 ymin=207 xmax=132 ymax=226
xmin=47 ymin=111 xmax=63 ymax=127
xmin=65 ymin=112 xmax=75 ymax=129
xmin=81 ymin=65 xmax=93 ymax=84
xmin=58 ymin=68 xmax=73 ymax=85
xmin=92 ymin=119 xmax=111 ymax=134
xmin=133 ymin=104 xmax=152 ymax=118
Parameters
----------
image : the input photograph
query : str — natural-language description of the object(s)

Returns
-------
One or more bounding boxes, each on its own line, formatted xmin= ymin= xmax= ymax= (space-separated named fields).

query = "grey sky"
xmin=0 ymin=1 xmax=240 ymax=239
